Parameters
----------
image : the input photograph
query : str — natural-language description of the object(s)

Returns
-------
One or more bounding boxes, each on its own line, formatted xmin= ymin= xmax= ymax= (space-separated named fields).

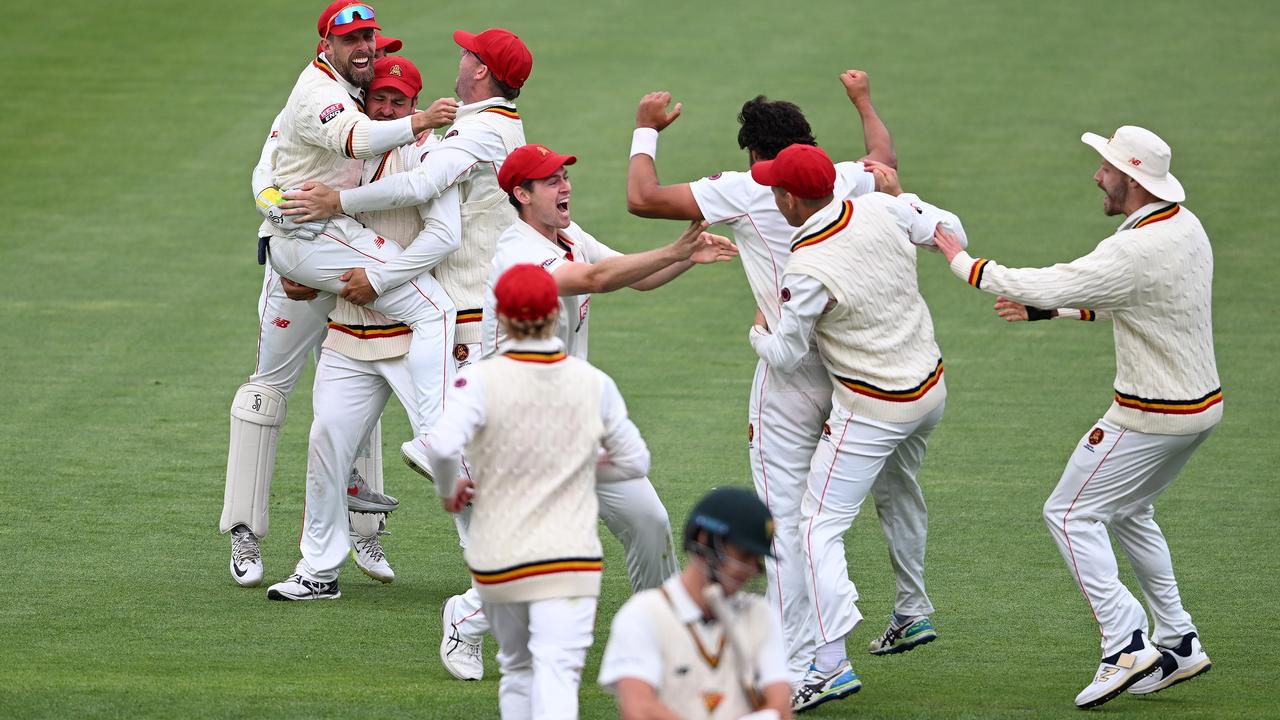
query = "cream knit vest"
xmin=433 ymin=108 xmax=525 ymax=344
xmin=465 ymin=352 xmax=605 ymax=604
xmin=786 ymin=197 xmax=946 ymax=422
xmin=322 ymin=147 xmax=422 ymax=361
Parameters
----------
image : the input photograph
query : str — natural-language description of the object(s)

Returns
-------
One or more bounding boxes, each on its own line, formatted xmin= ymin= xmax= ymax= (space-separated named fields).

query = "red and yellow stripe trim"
xmin=456 ymin=308 xmax=483 ymax=324
xmin=370 ymin=150 xmax=392 ymax=182
xmin=1134 ymin=204 xmax=1180 ymax=229
xmin=471 ymin=557 xmax=602 ymax=585
xmin=967 ymin=258 xmax=990 ymax=288
xmin=835 ymin=359 xmax=944 ymax=403
xmin=312 ymin=57 xmax=337 ymax=81
xmin=505 ymin=350 xmax=567 ymax=364
xmin=1114 ymin=387 xmax=1222 ymax=415
xmin=791 ymin=200 xmax=853 ymax=252
xmin=482 ymin=106 xmax=520 ymax=120
xmin=327 ymin=321 xmax=411 ymax=339
xmin=1079 ymin=309 xmax=1096 ymax=321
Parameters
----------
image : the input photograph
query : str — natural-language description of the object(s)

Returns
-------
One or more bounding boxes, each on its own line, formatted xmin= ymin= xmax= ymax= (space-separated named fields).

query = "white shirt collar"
xmin=790 ymin=195 xmax=849 ymax=244
xmin=513 ymin=218 xmax=566 ymax=248
xmin=316 ymin=53 xmax=365 ymax=100
xmin=1119 ymin=201 xmax=1175 ymax=231
xmin=502 ymin=336 xmax=565 ymax=354
xmin=456 ymin=96 xmax=516 ymax=121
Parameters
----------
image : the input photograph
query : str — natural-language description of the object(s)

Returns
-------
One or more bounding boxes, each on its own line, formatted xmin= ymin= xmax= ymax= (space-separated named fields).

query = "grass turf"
xmin=2 ymin=0 xmax=1277 ymax=717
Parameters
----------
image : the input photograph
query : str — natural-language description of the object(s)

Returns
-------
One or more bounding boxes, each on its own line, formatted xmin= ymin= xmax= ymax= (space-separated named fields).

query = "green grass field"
xmin=3 ymin=1 xmax=1278 ymax=718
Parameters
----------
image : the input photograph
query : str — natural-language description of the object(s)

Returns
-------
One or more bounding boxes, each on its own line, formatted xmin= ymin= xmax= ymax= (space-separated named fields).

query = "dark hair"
xmin=507 ymin=180 xmax=536 ymax=211
xmin=736 ymin=95 xmax=817 ymax=160
xmin=492 ymin=75 xmax=520 ymax=101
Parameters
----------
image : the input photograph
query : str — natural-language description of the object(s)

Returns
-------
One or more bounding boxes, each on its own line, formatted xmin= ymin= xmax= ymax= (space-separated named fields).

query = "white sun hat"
xmin=1081 ymin=125 xmax=1185 ymax=203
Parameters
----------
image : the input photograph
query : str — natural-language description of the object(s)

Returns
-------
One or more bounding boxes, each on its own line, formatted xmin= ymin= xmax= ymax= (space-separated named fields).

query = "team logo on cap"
xmin=390 ymin=64 xmax=402 ymax=77
xmin=534 ymin=144 xmax=550 ymax=156
xmin=1088 ymin=427 xmax=1104 ymax=445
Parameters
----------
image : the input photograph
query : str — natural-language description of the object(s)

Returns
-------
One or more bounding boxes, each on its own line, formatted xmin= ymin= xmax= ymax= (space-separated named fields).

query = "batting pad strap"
xmin=630 ymin=127 xmax=659 ymax=158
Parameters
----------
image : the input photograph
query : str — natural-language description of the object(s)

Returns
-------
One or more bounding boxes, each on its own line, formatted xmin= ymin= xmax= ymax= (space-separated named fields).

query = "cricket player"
xmin=748 ymin=144 xmax=964 ymax=712
xmin=625 ymin=73 xmax=944 ymax=681
xmin=423 ymin=143 xmax=738 ymax=682
xmin=599 ymin=486 xmax=793 ymax=720
xmin=226 ymin=11 xmax=456 ymax=587
xmin=424 ymin=263 xmax=652 ymax=720
xmin=265 ymin=56 xmax=442 ymax=598
xmin=932 ymin=125 xmax=1220 ymax=709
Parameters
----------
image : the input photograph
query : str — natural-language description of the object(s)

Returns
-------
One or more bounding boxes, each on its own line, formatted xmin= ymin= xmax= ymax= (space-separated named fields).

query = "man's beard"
xmin=338 ymin=54 xmax=375 ymax=88
xmin=1102 ymin=179 xmax=1128 ymax=216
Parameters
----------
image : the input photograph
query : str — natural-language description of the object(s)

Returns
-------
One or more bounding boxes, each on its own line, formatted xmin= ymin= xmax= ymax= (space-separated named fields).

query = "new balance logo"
xmin=1096 ymin=667 xmax=1119 ymax=683
xmin=271 ymin=317 xmax=291 ymax=329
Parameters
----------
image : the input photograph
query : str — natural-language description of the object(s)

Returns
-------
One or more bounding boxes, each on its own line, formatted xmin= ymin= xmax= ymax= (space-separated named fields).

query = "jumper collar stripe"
xmin=1114 ymin=387 xmax=1222 ymax=414
xmin=505 ymin=350 xmax=567 ymax=364
xmin=481 ymin=106 xmax=520 ymax=119
xmin=791 ymin=200 xmax=853 ymax=253
xmin=1133 ymin=203 xmax=1180 ymax=229
xmin=835 ymin=359 xmax=944 ymax=402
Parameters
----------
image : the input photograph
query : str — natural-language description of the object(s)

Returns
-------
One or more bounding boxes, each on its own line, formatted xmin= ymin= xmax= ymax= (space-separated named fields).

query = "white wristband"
xmin=630 ymin=127 xmax=659 ymax=158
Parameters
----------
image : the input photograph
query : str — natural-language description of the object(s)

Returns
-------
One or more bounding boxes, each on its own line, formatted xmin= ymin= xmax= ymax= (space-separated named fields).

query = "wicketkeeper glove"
xmin=255 ymin=186 xmax=327 ymax=241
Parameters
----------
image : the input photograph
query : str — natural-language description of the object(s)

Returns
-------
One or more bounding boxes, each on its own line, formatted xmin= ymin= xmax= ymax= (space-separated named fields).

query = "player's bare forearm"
xmin=626 ymin=152 xmax=703 ymax=220
xmin=615 ymin=679 xmax=684 ymax=720
xmin=564 ymin=246 xmax=684 ymax=295
xmin=856 ymin=102 xmax=896 ymax=169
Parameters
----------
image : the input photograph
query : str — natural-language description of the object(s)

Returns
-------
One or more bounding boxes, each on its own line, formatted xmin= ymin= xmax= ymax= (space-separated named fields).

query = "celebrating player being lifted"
xmin=421 ymin=142 xmax=739 ymax=682
xmin=625 ymin=71 xmax=948 ymax=682
xmin=223 ymin=3 xmax=458 ymax=588
xmin=424 ymin=264 xmax=653 ymax=720
xmin=749 ymin=144 xmax=964 ymax=712
xmin=932 ymin=126 xmax=1220 ymax=709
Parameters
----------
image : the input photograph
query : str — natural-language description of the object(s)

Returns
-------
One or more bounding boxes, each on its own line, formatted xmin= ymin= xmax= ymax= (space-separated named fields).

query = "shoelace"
xmin=287 ymin=573 xmax=333 ymax=592
xmin=231 ymin=531 xmax=261 ymax=564
xmin=353 ymin=535 xmax=386 ymax=563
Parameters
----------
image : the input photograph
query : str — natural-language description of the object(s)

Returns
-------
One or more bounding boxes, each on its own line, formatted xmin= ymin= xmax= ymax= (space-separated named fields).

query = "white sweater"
xmin=949 ymin=202 xmax=1222 ymax=434
xmin=423 ymin=338 xmax=650 ymax=603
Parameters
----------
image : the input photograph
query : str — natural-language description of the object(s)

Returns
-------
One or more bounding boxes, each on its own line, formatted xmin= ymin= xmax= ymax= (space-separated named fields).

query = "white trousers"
xmin=1043 ymin=418 xmax=1212 ymax=656
xmin=752 ymin=355 xmax=935 ymax=678
xmin=298 ymin=349 xmax=421 ymax=582
xmin=267 ymin=216 xmax=456 ymax=436
xmin=486 ymin=596 xmax=597 ymax=720
xmin=802 ymin=400 xmax=944 ymax=648
xmin=449 ymin=477 xmax=677 ymax=641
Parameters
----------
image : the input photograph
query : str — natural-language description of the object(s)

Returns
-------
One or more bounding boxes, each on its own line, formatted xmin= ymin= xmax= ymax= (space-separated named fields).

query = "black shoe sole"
xmin=795 ymin=683 xmax=861 ymax=714
xmin=1076 ymin=657 xmax=1160 ymax=710
xmin=267 ymin=589 xmax=342 ymax=601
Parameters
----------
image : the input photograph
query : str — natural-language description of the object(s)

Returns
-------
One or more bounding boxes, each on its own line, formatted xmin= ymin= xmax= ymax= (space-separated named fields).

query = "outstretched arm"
xmin=840 ymin=69 xmax=896 ymax=169
xmin=552 ymin=222 xmax=734 ymax=295
xmin=626 ymin=92 xmax=705 ymax=220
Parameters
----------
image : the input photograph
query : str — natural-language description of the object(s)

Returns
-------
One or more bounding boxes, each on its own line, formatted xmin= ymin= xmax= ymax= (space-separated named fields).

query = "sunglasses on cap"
xmin=325 ymin=3 xmax=376 ymax=36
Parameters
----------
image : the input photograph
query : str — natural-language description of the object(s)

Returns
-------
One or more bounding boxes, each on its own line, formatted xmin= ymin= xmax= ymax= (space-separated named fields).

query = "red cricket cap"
xmin=375 ymin=34 xmax=402 ymax=53
xmin=454 ymin=28 xmax=533 ymax=89
xmin=317 ymin=1 xmax=380 ymax=38
xmin=750 ymin=144 xmax=836 ymax=199
xmin=494 ymin=264 xmax=559 ymax=321
xmin=370 ymin=56 xmax=422 ymax=98
xmin=498 ymin=144 xmax=577 ymax=193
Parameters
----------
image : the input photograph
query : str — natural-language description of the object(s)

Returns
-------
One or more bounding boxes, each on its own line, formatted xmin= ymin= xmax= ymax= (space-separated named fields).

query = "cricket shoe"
xmin=791 ymin=661 xmax=861 ymax=713
xmin=346 ymin=469 xmax=399 ymax=514
xmin=1074 ymin=630 xmax=1160 ymax=709
xmin=440 ymin=595 xmax=483 ymax=680
xmin=350 ymin=530 xmax=394 ymax=583
xmin=1128 ymin=632 xmax=1211 ymax=696
xmin=868 ymin=614 xmax=937 ymax=655
xmin=400 ymin=439 xmax=434 ymax=482
xmin=229 ymin=525 xmax=263 ymax=588
xmin=266 ymin=573 xmax=341 ymax=601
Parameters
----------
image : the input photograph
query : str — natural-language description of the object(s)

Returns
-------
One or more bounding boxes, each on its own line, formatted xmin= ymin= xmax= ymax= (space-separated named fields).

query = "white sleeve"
xmin=296 ymin=84 xmax=414 ymax=161
xmin=597 ymin=598 xmax=663 ymax=690
xmin=834 ymin=161 xmax=876 ymax=198
xmin=424 ymin=369 xmax=487 ymax=500
xmin=341 ymin=142 xmax=479 ymax=213
xmin=365 ymin=182 xmax=463 ymax=294
xmin=754 ymin=608 xmax=790 ymax=688
xmin=748 ymin=274 xmax=827 ymax=374
xmin=948 ymin=238 xmax=1136 ymax=311
xmin=880 ymin=193 xmax=967 ymax=249
xmin=688 ymin=171 xmax=753 ymax=224
xmin=596 ymin=372 xmax=650 ymax=483
xmin=251 ymin=111 xmax=283 ymax=198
